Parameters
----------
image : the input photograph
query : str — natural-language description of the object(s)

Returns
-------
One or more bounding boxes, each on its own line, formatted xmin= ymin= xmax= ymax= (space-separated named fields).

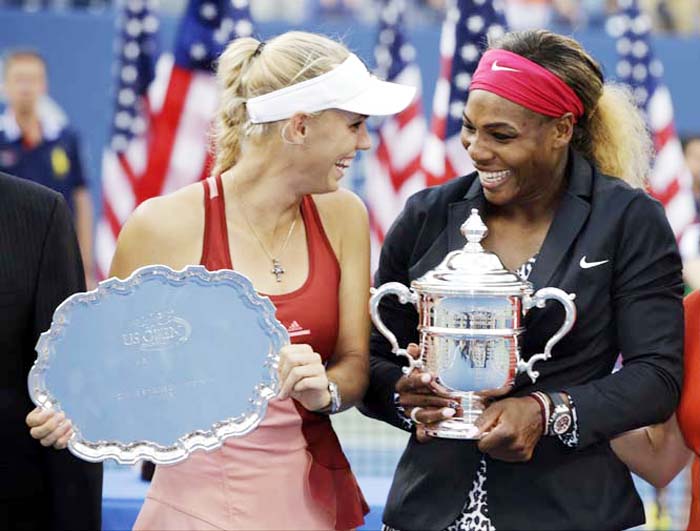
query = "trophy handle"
xmin=369 ymin=282 xmax=422 ymax=375
xmin=518 ymin=287 xmax=577 ymax=382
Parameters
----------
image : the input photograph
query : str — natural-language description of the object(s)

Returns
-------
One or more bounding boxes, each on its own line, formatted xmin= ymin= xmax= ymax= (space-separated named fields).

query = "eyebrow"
xmin=462 ymin=115 xmax=518 ymax=130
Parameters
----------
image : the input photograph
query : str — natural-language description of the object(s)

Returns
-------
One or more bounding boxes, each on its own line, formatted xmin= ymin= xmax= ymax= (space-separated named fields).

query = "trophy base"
xmin=424 ymin=392 xmax=484 ymax=440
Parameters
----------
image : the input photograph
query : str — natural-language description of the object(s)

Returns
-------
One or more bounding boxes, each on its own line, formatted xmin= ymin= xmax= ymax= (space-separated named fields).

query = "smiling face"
xmin=461 ymin=89 xmax=572 ymax=209
xmin=299 ymin=109 xmax=371 ymax=193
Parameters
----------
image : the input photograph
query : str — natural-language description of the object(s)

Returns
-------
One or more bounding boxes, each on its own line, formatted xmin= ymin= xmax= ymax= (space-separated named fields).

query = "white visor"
xmin=245 ymin=53 xmax=416 ymax=124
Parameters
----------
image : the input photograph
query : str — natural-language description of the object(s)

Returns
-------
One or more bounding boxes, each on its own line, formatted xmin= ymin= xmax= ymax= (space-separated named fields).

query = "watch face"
xmin=552 ymin=413 xmax=573 ymax=435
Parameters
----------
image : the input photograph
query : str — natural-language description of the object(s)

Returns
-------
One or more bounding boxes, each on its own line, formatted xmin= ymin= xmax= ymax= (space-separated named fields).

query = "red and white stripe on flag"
xmin=364 ymin=0 xmax=429 ymax=272
xmin=422 ymin=12 xmax=474 ymax=188
xmin=646 ymin=86 xmax=698 ymax=258
xmin=609 ymin=1 xmax=698 ymax=259
xmin=96 ymin=58 xmax=216 ymax=278
xmin=365 ymin=64 xmax=427 ymax=271
xmin=422 ymin=0 xmax=507 ymax=187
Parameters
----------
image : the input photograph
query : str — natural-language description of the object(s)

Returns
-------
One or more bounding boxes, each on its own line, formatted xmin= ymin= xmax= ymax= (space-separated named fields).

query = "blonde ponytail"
xmin=583 ymin=83 xmax=652 ymax=188
xmin=212 ymin=37 xmax=260 ymax=177
xmin=211 ymin=31 xmax=350 ymax=176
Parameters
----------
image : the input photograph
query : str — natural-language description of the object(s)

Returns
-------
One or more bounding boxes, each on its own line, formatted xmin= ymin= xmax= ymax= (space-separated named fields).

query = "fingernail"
xmin=442 ymin=407 xmax=456 ymax=418
xmin=449 ymin=401 xmax=460 ymax=409
xmin=420 ymin=373 xmax=431 ymax=384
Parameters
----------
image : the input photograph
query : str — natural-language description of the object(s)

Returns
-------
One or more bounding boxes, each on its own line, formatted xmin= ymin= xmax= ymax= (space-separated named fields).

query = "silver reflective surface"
xmin=423 ymin=296 xmax=520 ymax=392
xmin=369 ymin=209 xmax=577 ymax=439
xmin=28 ymin=265 xmax=287 ymax=465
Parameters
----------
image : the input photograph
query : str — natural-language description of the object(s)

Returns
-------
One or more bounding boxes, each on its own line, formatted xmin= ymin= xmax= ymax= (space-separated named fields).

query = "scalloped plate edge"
xmin=28 ymin=264 xmax=288 ymax=465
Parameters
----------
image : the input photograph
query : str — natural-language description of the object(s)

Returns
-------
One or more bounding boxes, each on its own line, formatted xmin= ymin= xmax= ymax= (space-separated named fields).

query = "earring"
xmin=280 ymin=121 xmax=304 ymax=146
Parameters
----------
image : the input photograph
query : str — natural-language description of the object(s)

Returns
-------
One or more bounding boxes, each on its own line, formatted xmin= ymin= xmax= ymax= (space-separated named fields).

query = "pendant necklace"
xmin=237 ymin=193 xmax=299 ymax=282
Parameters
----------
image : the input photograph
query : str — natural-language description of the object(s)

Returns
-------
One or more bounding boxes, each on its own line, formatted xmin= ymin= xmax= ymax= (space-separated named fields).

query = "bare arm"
xmin=611 ymin=414 xmax=692 ymax=487
xmin=324 ymin=191 xmax=371 ymax=410
xmin=277 ymin=191 xmax=370 ymax=412
xmin=72 ymin=187 xmax=95 ymax=288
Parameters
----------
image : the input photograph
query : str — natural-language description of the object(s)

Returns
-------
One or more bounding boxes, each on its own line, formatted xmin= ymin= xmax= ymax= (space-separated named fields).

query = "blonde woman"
xmin=362 ymin=29 xmax=683 ymax=530
xmin=27 ymin=31 xmax=415 ymax=530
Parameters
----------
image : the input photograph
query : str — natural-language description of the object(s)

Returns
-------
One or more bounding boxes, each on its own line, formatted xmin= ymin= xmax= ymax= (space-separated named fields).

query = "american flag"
xmin=96 ymin=0 xmax=254 ymax=278
xmin=422 ymin=0 xmax=507 ymax=187
xmin=607 ymin=0 xmax=698 ymax=258
xmin=364 ymin=0 xmax=427 ymax=269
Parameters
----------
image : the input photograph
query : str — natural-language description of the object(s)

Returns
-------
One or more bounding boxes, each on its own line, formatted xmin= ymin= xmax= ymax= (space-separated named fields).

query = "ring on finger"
xmin=410 ymin=406 xmax=424 ymax=425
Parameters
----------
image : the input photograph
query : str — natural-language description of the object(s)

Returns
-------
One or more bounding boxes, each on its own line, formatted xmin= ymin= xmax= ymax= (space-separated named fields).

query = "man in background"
xmin=0 ymin=50 xmax=94 ymax=288
xmin=0 ymin=171 xmax=102 ymax=530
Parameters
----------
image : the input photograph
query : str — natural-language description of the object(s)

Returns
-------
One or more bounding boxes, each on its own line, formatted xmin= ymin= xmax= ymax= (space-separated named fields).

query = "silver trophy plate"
xmin=28 ymin=265 xmax=288 ymax=465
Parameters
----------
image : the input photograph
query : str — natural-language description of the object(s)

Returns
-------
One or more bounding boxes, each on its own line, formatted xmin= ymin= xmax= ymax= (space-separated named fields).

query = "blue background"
xmin=2 ymin=8 xmax=700 ymax=208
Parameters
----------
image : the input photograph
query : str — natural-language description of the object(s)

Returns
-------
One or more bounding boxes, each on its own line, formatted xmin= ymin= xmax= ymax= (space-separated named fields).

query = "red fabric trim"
xmin=199 ymin=176 xmax=231 ymax=270
xmin=294 ymin=403 xmax=369 ymax=529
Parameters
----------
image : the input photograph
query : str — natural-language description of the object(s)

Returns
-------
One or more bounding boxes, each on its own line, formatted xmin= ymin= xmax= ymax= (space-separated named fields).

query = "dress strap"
xmin=200 ymin=175 xmax=233 ymax=270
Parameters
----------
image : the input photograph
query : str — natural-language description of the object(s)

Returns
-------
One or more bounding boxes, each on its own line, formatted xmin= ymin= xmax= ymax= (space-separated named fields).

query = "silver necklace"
xmin=236 ymin=193 xmax=299 ymax=282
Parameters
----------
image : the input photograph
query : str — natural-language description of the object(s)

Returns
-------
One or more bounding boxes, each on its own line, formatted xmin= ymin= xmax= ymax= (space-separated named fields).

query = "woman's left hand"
xmin=475 ymin=396 xmax=544 ymax=462
xmin=277 ymin=344 xmax=331 ymax=412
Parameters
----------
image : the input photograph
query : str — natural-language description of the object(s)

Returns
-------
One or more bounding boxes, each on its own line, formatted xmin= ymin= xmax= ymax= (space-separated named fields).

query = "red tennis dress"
xmin=134 ymin=175 xmax=368 ymax=530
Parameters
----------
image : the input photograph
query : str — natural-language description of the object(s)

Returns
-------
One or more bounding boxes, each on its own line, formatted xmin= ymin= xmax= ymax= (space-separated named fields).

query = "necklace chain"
xmin=235 ymin=188 xmax=299 ymax=282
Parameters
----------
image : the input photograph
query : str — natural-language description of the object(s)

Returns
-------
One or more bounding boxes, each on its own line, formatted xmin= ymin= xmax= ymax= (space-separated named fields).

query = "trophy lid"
xmin=412 ymin=209 xmax=532 ymax=295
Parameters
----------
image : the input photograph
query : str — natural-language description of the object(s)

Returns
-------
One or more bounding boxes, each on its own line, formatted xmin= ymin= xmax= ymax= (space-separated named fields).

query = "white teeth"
xmin=478 ymin=170 xmax=510 ymax=183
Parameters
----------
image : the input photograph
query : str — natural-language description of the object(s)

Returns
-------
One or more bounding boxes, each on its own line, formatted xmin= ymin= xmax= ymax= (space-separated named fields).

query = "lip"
xmin=477 ymin=169 xmax=511 ymax=190
xmin=333 ymin=155 xmax=355 ymax=179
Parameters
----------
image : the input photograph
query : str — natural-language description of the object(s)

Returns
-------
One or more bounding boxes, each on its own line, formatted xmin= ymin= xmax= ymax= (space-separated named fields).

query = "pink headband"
xmin=469 ymin=49 xmax=584 ymax=122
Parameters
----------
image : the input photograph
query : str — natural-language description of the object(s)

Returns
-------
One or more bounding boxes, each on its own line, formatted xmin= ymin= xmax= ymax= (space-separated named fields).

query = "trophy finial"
xmin=461 ymin=208 xmax=488 ymax=246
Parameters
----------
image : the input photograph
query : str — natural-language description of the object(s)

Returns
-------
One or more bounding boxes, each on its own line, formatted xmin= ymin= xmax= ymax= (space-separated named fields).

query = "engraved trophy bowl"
xmin=369 ymin=209 xmax=577 ymax=439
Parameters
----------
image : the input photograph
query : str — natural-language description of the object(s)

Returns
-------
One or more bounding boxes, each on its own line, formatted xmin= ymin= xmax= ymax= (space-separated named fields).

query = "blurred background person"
xmin=0 ymin=50 xmax=95 ymax=288
xmin=639 ymin=0 xmax=700 ymax=34
xmin=503 ymin=0 xmax=553 ymax=29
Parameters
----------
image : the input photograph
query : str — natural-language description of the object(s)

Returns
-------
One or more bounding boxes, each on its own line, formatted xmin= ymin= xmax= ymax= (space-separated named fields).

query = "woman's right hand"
xmin=25 ymin=407 xmax=73 ymax=450
xmin=395 ymin=344 xmax=458 ymax=442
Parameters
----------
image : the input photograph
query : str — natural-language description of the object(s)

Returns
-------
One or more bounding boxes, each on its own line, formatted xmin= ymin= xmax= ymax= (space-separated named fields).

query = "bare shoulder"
xmin=110 ymin=182 xmax=205 ymax=277
xmin=312 ymin=189 xmax=369 ymax=258
xmin=312 ymin=188 xmax=368 ymax=230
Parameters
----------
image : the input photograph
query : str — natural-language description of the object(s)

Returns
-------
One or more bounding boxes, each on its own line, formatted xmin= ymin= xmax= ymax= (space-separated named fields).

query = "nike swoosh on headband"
xmin=491 ymin=60 xmax=520 ymax=73
xmin=579 ymin=256 xmax=609 ymax=269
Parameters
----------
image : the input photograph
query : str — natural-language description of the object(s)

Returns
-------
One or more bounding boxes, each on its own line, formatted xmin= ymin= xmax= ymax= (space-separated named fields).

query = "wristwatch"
xmin=326 ymin=380 xmax=342 ymax=414
xmin=545 ymin=392 xmax=573 ymax=436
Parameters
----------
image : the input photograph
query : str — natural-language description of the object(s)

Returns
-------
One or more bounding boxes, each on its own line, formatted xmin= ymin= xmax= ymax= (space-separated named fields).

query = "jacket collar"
xmin=447 ymin=150 xmax=594 ymax=289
